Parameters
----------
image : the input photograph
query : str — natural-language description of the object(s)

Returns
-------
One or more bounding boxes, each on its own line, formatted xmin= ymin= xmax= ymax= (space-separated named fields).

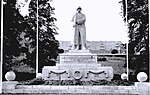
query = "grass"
xmin=98 ymin=56 xmax=126 ymax=75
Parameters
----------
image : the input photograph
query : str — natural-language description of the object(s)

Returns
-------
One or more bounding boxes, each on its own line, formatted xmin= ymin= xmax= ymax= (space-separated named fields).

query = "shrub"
xmin=111 ymin=49 xmax=118 ymax=54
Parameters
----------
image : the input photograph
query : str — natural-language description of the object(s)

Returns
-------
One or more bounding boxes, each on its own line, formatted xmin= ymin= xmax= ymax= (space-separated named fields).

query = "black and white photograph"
xmin=0 ymin=0 xmax=149 ymax=94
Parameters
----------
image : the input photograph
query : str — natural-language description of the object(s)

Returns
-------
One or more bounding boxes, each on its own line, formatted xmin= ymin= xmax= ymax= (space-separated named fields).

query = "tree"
xmin=3 ymin=0 xmax=36 ymax=75
xmin=120 ymin=0 xmax=149 ymax=78
xmin=3 ymin=0 xmax=25 ymax=71
xmin=27 ymin=0 xmax=59 ymax=72
xmin=3 ymin=0 xmax=59 ymax=74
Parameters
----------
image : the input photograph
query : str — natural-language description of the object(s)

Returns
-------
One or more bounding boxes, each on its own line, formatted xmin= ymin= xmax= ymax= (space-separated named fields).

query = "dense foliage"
xmin=3 ymin=0 xmax=59 ymax=77
xmin=27 ymin=0 xmax=59 ymax=72
xmin=19 ymin=78 xmax=134 ymax=86
xmin=3 ymin=0 xmax=35 ymax=72
xmin=120 ymin=0 xmax=149 ymax=77
xmin=111 ymin=49 xmax=119 ymax=54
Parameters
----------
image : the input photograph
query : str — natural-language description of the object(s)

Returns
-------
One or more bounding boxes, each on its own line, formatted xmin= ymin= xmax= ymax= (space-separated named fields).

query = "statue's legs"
xmin=78 ymin=32 xmax=81 ymax=50
xmin=79 ymin=26 xmax=86 ymax=50
xmin=73 ymin=25 xmax=86 ymax=50
xmin=73 ymin=27 xmax=80 ymax=50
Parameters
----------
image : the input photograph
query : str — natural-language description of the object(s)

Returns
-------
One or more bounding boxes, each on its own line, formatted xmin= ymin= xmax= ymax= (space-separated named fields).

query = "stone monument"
xmin=71 ymin=7 xmax=86 ymax=50
xmin=42 ymin=7 xmax=113 ymax=81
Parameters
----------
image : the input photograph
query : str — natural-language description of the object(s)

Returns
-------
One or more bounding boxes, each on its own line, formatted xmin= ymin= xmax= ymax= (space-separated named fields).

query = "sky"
xmin=51 ymin=0 xmax=128 ymax=43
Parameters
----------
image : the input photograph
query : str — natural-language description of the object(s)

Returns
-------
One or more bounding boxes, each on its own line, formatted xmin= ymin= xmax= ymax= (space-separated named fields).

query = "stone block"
xmin=42 ymin=50 xmax=114 ymax=81
xmin=128 ymin=89 xmax=139 ymax=94
xmin=68 ymin=50 xmax=90 ymax=53
xmin=2 ymin=85 xmax=140 ymax=94
xmin=32 ymin=85 xmax=51 ymax=89
xmin=48 ymin=73 xmax=60 ymax=80
xmin=16 ymin=85 xmax=33 ymax=89
xmin=91 ymin=86 xmax=101 ymax=91
xmin=113 ymin=90 xmax=128 ymax=94
xmin=60 ymin=52 xmax=97 ymax=64
xmin=43 ymin=66 xmax=113 ymax=81
xmin=2 ymin=89 xmax=24 ymax=93
xmin=58 ymin=64 xmax=99 ymax=70
xmin=60 ymin=73 xmax=70 ymax=80
xmin=74 ymin=89 xmax=91 ymax=93
xmin=2 ymin=81 xmax=18 ymax=90
xmin=23 ymin=89 xmax=34 ymax=93
xmin=50 ymin=86 xmax=68 ymax=90
xmin=68 ymin=86 xmax=84 ymax=89
xmin=45 ymin=90 xmax=60 ymax=93
xmin=135 ymin=82 xmax=150 ymax=95
xmin=102 ymin=86 xmax=110 ymax=90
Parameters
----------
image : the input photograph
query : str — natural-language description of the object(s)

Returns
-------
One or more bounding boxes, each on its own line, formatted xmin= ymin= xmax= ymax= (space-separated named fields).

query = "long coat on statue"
xmin=72 ymin=12 xmax=86 ymax=49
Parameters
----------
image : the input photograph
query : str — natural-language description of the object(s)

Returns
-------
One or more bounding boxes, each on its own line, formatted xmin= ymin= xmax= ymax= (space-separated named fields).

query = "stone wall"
xmin=2 ymin=82 xmax=150 ymax=94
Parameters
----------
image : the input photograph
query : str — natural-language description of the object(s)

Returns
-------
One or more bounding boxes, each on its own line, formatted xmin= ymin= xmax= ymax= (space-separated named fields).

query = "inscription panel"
xmin=60 ymin=55 xmax=97 ymax=64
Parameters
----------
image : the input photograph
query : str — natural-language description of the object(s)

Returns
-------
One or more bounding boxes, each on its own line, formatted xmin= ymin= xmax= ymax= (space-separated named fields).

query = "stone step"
xmin=43 ymin=65 xmax=112 ymax=70
xmin=3 ymin=85 xmax=139 ymax=94
xmin=2 ymin=89 xmax=139 ymax=95
xmin=68 ymin=50 xmax=90 ymax=53
xmin=56 ymin=64 xmax=101 ymax=69
xmin=59 ymin=51 xmax=97 ymax=64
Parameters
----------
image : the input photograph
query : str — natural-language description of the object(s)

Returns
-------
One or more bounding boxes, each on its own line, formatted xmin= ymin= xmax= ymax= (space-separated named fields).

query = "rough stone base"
xmin=135 ymin=82 xmax=150 ymax=95
xmin=3 ymin=85 xmax=139 ymax=94
xmin=42 ymin=66 xmax=113 ymax=81
xmin=2 ymin=81 xmax=18 ymax=89
xmin=3 ymin=82 xmax=150 ymax=94
xmin=60 ymin=50 xmax=97 ymax=64
xmin=42 ymin=50 xmax=114 ymax=81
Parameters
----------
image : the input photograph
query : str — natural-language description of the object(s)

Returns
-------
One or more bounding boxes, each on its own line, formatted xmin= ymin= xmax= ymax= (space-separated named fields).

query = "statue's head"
xmin=77 ymin=7 xmax=82 ymax=12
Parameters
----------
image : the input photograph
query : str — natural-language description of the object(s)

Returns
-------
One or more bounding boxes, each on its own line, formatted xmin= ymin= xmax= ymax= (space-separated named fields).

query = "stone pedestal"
xmin=60 ymin=50 xmax=97 ymax=64
xmin=2 ymin=81 xmax=18 ymax=89
xmin=135 ymin=82 xmax=150 ymax=95
xmin=42 ymin=50 xmax=114 ymax=81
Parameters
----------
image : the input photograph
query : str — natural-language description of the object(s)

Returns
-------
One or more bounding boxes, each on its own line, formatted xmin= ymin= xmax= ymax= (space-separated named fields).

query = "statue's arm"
xmin=71 ymin=14 xmax=76 ymax=22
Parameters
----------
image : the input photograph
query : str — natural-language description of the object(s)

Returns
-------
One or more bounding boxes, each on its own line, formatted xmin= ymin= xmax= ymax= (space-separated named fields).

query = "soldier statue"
xmin=71 ymin=7 xmax=87 ymax=50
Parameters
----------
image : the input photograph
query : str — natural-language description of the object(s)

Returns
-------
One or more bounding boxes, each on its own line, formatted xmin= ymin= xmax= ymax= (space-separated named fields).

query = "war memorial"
xmin=1 ymin=4 xmax=150 ymax=95
xmin=42 ymin=7 xmax=113 ymax=81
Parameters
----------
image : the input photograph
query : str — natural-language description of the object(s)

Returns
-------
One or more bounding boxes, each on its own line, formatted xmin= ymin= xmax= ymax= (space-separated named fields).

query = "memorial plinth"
xmin=42 ymin=50 xmax=114 ymax=81
xmin=60 ymin=50 xmax=97 ymax=64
